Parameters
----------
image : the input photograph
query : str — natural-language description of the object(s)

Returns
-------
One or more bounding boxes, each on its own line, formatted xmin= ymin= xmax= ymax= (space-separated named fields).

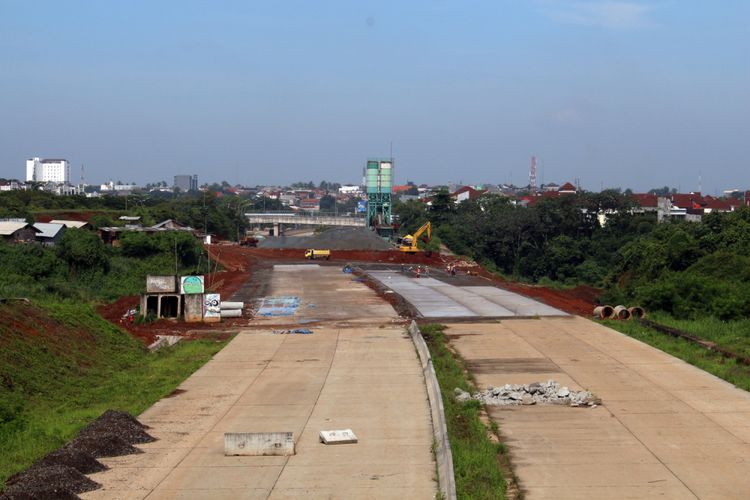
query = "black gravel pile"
xmin=1 ymin=465 xmax=100 ymax=499
xmin=1 ymin=410 xmax=153 ymax=498
xmin=34 ymin=448 xmax=107 ymax=474
xmin=66 ymin=434 xmax=142 ymax=458
xmin=76 ymin=409 xmax=156 ymax=445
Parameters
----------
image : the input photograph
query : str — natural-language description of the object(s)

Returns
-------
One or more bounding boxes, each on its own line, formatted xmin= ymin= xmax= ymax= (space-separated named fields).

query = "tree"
xmin=57 ymin=229 xmax=108 ymax=274
xmin=319 ymin=195 xmax=336 ymax=211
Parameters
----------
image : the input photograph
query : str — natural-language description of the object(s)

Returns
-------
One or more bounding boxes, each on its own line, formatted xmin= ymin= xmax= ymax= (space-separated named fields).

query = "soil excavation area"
xmin=81 ymin=265 xmax=436 ymax=499
xmin=445 ymin=318 xmax=750 ymax=499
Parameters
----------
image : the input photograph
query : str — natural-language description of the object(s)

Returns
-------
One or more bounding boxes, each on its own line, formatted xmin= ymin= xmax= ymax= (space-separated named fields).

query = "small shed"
xmin=0 ymin=221 xmax=40 ymax=243
xmin=33 ymin=222 xmax=66 ymax=246
xmin=50 ymin=219 xmax=90 ymax=229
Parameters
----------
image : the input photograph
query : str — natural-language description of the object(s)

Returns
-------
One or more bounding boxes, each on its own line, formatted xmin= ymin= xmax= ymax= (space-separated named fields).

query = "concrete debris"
xmin=272 ymin=328 xmax=313 ymax=335
xmin=455 ymin=380 xmax=600 ymax=407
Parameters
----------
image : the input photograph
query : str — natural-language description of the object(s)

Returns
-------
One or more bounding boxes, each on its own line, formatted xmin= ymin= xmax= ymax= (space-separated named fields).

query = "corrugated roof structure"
xmin=50 ymin=219 xmax=89 ymax=228
xmin=0 ymin=221 xmax=36 ymax=236
xmin=33 ymin=223 xmax=65 ymax=239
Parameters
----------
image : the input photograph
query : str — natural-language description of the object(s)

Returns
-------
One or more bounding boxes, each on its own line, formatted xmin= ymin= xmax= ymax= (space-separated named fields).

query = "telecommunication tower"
xmin=529 ymin=156 xmax=538 ymax=194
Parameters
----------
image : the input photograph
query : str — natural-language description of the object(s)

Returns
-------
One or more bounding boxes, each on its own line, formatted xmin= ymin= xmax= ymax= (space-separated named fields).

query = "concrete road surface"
xmin=367 ymin=271 xmax=566 ymax=318
xmin=82 ymin=265 xmax=436 ymax=499
xmin=445 ymin=317 xmax=750 ymax=499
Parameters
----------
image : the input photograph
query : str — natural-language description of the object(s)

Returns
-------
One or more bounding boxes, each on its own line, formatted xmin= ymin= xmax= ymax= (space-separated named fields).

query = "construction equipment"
xmin=304 ymin=249 xmax=331 ymax=260
xmin=399 ymin=222 xmax=431 ymax=253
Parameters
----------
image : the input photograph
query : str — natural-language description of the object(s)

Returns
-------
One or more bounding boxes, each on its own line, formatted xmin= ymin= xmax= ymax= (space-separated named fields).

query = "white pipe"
xmin=220 ymin=309 xmax=242 ymax=318
xmin=221 ymin=301 xmax=244 ymax=310
xmin=613 ymin=305 xmax=631 ymax=320
xmin=628 ymin=306 xmax=646 ymax=319
xmin=593 ymin=305 xmax=614 ymax=319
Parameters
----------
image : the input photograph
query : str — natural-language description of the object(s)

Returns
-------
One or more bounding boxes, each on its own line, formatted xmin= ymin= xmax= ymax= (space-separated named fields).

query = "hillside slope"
xmin=0 ymin=300 xmax=228 ymax=488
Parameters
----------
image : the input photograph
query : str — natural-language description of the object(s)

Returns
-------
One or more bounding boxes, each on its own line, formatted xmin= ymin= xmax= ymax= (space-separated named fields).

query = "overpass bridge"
xmin=245 ymin=212 xmax=366 ymax=235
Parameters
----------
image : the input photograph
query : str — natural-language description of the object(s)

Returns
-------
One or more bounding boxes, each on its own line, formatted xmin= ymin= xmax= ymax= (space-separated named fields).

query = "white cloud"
xmin=538 ymin=1 xmax=656 ymax=29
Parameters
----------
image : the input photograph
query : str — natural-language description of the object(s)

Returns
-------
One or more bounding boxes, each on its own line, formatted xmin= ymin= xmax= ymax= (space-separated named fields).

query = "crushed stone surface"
xmin=455 ymin=380 xmax=601 ymax=407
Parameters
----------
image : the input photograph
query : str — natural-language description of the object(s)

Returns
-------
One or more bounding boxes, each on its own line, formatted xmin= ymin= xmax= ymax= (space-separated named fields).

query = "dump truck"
xmin=399 ymin=222 xmax=431 ymax=253
xmin=304 ymin=249 xmax=331 ymax=260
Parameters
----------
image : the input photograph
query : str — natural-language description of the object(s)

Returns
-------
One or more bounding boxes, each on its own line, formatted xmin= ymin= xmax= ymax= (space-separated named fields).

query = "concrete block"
xmin=224 ymin=432 xmax=295 ymax=456
xmin=146 ymin=275 xmax=177 ymax=293
xmin=184 ymin=293 xmax=204 ymax=322
xmin=319 ymin=429 xmax=358 ymax=445
xmin=204 ymin=293 xmax=221 ymax=322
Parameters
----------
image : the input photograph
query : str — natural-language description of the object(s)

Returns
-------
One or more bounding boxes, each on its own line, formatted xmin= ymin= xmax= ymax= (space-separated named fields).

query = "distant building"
xmin=33 ymin=223 xmax=66 ymax=246
xmin=26 ymin=157 xmax=70 ymax=183
xmin=174 ymin=175 xmax=198 ymax=192
xmin=0 ymin=220 xmax=40 ymax=243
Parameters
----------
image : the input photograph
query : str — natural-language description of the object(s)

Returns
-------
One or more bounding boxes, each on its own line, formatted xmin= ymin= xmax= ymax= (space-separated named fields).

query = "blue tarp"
xmin=257 ymin=296 xmax=300 ymax=317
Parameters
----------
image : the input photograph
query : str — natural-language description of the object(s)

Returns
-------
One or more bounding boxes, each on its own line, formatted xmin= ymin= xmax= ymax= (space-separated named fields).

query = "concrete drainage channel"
xmin=408 ymin=320 xmax=457 ymax=500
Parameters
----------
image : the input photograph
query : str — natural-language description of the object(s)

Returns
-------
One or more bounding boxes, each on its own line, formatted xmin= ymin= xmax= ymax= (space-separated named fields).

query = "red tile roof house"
xmin=451 ymin=186 xmax=487 ymax=203
xmin=630 ymin=193 xmax=659 ymax=211
xmin=299 ymin=198 xmax=320 ymax=211
xmin=558 ymin=182 xmax=577 ymax=194
xmin=702 ymin=196 xmax=734 ymax=214
xmin=670 ymin=192 xmax=706 ymax=210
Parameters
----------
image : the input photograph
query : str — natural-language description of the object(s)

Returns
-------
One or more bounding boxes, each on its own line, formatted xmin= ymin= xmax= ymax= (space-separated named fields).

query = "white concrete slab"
xmin=367 ymin=271 xmax=567 ymax=318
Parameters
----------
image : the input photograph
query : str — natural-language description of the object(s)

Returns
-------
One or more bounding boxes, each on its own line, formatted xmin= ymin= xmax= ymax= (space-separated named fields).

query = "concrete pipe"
xmin=221 ymin=301 xmax=244 ymax=310
xmin=613 ymin=305 xmax=631 ymax=320
xmin=593 ymin=305 xmax=614 ymax=319
xmin=220 ymin=309 xmax=242 ymax=318
xmin=628 ymin=306 xmax=646 ymax=319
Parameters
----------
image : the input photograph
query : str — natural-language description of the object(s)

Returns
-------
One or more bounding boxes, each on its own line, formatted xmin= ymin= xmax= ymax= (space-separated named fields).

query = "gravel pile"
xmin=1 ymin=465 xmax=100 ymax=499
xmin=65 ymin=434 xmax=142 ymax=458
xmin=76 ymin=410 xmax=155 ymax=445
xmin=455 ymin=380 xmax=600 ymax=407
xmin=1 ymin=410 xmax=154 ymax=499
xmin=34 ymin=448 xmax=107 ymax=475
xmin=259 ymin=227 xmax=392 ymax=250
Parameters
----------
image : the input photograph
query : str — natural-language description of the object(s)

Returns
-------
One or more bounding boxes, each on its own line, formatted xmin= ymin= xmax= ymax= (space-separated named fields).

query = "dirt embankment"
xmin=97 ymin=243 xmax=599 ymax=344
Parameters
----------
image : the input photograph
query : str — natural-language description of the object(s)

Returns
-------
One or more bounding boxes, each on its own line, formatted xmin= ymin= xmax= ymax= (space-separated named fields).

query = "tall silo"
xmin=365 ymin=158 xmax=393 ymax=233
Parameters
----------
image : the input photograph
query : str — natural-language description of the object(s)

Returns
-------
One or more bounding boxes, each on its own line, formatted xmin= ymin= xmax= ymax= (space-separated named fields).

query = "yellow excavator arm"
xmin=399 ymin=221 xmax=431 ymax=253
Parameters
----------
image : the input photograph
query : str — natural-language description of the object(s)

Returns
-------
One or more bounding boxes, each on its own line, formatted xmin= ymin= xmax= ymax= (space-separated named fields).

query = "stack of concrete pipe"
xmin=220 ymin=301 xmax=244 ymax=318
xmin=593 ymin=305 xmax=646 ymax=320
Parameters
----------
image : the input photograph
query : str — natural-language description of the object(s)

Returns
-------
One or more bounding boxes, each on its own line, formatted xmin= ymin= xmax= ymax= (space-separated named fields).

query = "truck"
xmin=304 ymin=249 xmax=331 ymax=260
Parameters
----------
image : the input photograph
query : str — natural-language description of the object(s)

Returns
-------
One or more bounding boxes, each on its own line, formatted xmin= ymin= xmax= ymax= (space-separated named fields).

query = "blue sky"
xmin=1 ymin=1 xmax=748 ymax=192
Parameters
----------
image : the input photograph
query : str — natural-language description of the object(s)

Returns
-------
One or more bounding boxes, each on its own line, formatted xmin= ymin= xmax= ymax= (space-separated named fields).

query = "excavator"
xmin=398 ymin=221 xmax=431 ymax=253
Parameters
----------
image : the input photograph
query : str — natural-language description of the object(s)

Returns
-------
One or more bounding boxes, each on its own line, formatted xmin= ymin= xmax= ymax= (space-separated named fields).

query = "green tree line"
xmin=395 ymin=191 xmax=750 ymax=320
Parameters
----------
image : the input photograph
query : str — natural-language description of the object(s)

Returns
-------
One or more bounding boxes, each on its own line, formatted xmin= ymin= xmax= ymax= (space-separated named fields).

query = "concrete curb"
xmin=408 ymin=320 xmax=457 ymax=500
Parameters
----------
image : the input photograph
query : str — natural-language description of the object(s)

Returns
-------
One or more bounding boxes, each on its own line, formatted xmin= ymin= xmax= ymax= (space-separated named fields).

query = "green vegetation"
xmin=602 ymin=319 xmax=750 ymax=391
xmin=643 ymin=312 xmax=750 ymax=359
xmin=0 ymin=300 xmax=229 ymax=487
xmin=0 ymin=229 xmax=207 ymax=302
xmin=395 ymin=192 xmax=750 ymax=322
xmin=0 ymin=189 xmax=247 ymax=239
xmin=420 ymin=324 xmax=508 ymax=500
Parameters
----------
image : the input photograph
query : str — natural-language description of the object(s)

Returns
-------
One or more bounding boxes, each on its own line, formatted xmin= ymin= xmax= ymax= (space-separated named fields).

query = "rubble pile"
xmin=454 ymin=380 xmax=600 ymax=407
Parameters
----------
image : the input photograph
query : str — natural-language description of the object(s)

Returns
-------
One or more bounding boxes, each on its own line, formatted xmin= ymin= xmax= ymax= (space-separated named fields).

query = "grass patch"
xmin=420 ymin=324 xmax=508 ymax=500
xmin=644 ymin=312 xmax=750 ymax=359
xmin=0 ymin=300 xmax=229 ymax=488
xmin=602 ymin=318 xmax=750 ymax=392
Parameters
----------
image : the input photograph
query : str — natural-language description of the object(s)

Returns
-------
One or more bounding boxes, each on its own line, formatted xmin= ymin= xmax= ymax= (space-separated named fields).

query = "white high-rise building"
xmin=26 ymin=157 xmax=70 ymax=183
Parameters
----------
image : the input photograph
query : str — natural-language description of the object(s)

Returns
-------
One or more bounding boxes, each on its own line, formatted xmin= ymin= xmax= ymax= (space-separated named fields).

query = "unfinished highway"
xmin=83 ymin=258 xmax=750 ymax=499
xmin=82 ymin=265 xmax=437 ymax=499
